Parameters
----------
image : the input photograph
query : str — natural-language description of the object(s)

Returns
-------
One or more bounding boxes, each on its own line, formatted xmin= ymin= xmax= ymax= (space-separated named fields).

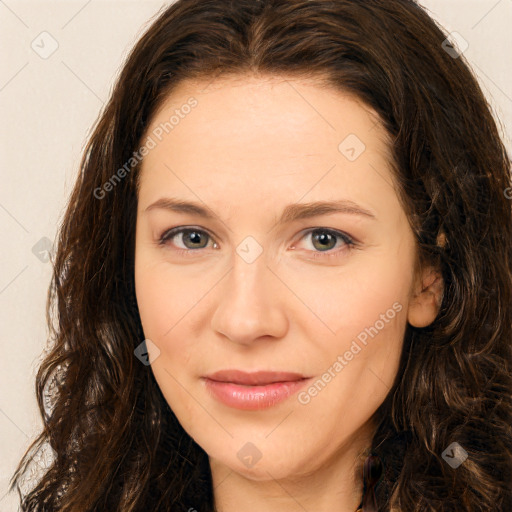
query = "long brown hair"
xmin=10 ymin=0 xmax=512 ymax=510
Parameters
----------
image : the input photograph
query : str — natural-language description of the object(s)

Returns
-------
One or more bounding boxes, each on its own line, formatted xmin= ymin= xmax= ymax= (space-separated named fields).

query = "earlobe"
xmin=407 ymin=267 xmax=444 ymax=328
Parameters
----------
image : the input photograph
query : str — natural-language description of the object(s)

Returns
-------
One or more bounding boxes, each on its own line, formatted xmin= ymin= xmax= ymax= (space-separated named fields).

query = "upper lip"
xmin=204 ymin=370 xmax=308 ymax=385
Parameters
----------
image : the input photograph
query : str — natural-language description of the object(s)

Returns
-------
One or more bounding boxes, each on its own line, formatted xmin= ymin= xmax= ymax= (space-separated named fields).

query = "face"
xmin=134 ymin=75 xmax=440 ymax=485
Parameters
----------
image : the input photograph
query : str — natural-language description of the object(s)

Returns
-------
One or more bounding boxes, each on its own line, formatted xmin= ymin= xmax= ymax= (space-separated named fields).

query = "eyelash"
xmin=157 ymin=226 xmax=356 ymax=260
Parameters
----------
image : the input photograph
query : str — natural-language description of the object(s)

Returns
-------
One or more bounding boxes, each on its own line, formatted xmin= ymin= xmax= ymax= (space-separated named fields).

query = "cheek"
xmin=134 ymin=258 xmax=187 ymax=364
xmin=298 ymin=296 xmax=407 ymax=432
xmin=135 ymin=271 xmax=172 ymax=339
xmin=281 ymin=253 xmax=412 ymax=345
xmin=134 ymin=252 xmax=213 ymax=387
xmin=135 ymin=248 xmax=196 ymax=338
xmin=341 ymin=271 xmax=408 ymax=343
xmin=290 ymin=252 xmax=412 ymax=403
xmin=134 ymin=257 xmax=200 ymax=416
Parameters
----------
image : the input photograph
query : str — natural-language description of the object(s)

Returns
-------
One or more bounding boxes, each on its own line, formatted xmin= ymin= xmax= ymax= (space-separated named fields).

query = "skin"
xmin=134 ymin=74 xmax=443 ymax=512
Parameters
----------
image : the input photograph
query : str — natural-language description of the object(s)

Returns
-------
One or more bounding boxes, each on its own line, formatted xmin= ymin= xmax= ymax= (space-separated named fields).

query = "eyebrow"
xmin=144 ymin=197 xmax=377 ymax=224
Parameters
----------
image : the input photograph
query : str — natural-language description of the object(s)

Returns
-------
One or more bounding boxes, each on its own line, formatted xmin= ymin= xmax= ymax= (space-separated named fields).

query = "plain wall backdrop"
xmin=1 ymin=0 xmax=511 ymax=509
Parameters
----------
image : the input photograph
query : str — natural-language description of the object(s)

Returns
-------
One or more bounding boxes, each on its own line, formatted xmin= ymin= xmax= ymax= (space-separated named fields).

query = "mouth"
xmin=201 ymin=370 xmax=313 ymax=410
xmin=203 ymin=369 xmax=309 ymax=386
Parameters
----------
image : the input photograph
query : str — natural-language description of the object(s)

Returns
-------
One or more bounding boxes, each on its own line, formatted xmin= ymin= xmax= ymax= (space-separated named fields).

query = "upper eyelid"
xmin=160 ymin=226 xmax=216 ymax=243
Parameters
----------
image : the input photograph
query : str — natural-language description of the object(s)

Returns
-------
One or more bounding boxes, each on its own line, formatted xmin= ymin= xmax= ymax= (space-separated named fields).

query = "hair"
xmin=9 ymin=0 xmax=512 ymax=510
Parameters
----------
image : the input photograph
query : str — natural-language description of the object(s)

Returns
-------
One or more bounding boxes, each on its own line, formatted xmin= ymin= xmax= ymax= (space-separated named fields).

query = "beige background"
xmin=1 ymin=0 xmax=511 ymax=509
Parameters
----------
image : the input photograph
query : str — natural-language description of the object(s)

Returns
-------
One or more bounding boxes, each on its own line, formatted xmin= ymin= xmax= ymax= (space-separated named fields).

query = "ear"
xmin=407 ymin=265 xmax=444 ymax=328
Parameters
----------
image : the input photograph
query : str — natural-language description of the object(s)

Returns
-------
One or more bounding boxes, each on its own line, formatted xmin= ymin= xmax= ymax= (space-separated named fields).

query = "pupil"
xmin=314 ymin=231 xmax=335 ymax=251
xmin=187 ymin=231 xmax=204 ymax=247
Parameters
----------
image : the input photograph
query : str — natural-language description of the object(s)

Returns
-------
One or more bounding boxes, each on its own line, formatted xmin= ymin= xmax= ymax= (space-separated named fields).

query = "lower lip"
xmin=202 ymin=377 xmax=312 ymax=410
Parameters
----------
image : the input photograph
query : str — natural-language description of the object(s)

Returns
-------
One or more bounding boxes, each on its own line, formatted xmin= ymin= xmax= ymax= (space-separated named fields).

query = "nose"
xmin=210 ymin=250 xmax=289 ymax=346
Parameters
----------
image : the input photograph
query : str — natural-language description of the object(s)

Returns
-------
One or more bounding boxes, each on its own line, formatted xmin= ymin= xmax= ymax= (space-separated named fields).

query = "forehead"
xmin=147 ymin=73 xmax=388 ymax=148
xmin=137 ymin=74 xmax=398 ymax=215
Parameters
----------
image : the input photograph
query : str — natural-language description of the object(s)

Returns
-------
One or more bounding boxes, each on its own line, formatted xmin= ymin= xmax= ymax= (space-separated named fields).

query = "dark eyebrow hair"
xmin=144 ymin=197 xmax=377 ymax=224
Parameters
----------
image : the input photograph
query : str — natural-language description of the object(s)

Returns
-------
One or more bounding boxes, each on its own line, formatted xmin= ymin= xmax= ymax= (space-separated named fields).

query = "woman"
xmin=10 ymin=0 xmax=512 ymax=510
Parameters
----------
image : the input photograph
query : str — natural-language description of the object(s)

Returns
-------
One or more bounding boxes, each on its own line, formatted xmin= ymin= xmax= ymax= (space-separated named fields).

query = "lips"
xmin=201 ymin=370 xmax=313 ymax=410
xmin=204 ymin=369 xmax=308 ymax=386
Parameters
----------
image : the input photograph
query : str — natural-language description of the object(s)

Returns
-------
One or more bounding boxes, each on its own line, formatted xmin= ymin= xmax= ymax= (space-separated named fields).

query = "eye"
xmin=158 ymin=227 xmax=217 ymax=254
xmin=291 ymin=228 xmax=356 ymax=260
xmin=157 ymin=226 xmax=356 ymax=260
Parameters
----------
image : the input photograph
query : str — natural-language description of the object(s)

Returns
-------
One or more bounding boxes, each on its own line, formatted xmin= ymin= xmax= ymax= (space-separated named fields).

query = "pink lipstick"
xmin=202 ymin=370 xmax=312 ymax=410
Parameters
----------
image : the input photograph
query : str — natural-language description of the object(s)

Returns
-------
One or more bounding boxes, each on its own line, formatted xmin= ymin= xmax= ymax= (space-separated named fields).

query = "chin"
xmin=209 ymin=440 xmax=308 ymax=482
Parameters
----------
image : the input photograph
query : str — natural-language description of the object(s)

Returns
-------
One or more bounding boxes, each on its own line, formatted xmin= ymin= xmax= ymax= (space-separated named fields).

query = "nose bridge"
xmin=229 ymin=243 xmax=274 ymax=313
xmin=210 ymin=239 xmax=288 ymax=344
xmin=228 ymin=233 xmax=273 ymax=303
xmin=232 ymin=244 xmax=268 ymax=299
